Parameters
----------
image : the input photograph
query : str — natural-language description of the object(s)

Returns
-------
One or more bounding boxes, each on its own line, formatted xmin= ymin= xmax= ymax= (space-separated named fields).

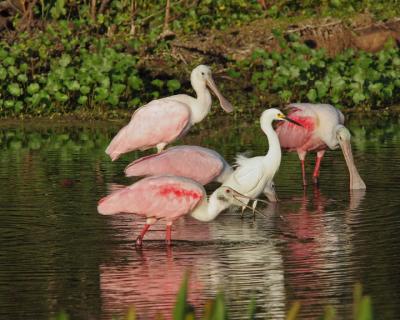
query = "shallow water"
xmin=0 ymin=116 xmax=399 ymax=319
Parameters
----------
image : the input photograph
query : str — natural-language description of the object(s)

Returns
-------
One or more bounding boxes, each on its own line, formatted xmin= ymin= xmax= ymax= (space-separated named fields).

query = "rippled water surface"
xmin=0 ymin=117 xmax=399 ymax=319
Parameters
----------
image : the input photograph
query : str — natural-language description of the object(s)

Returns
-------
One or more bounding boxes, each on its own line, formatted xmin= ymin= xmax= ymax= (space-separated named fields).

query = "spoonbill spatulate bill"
xmin=97 ymin=175 xmax=257 ymax=246
xmin=275 ymin=103 xmax=366 ymax=189
xmin=124 ymin=145 xmax=233 ymax=185
xmin=220 ymin=108 xmax=303 ymax=214
xmin=105 ymin=65 xmax=233 ymax=161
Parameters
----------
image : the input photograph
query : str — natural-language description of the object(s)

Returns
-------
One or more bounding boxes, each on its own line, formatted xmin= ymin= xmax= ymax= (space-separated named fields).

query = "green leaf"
xmin=55 ymin=92 xmax=69 ymax=103
xmin=279 ymin=90 xmax=292 ymax=102
xmin=287 ymin=301 xmax=301 ymax=320
xmin=78 ymin=96 xmax=88 ymax=105
xmin=306 ymin=88 xmax=317 ymax=102
xmin=95 ymin=87 xmax=109 ymax=101
xmin=80 ymin=85 xmax=91 ymax=95
xmin=7 ymin=83 xmax=22 ymax=97
xmin=108 ymin=94 xmax=120 ymax=106
xmin=167 ymin=79 xmax=181 ymax=93
xmin=8 ymin=66 xmax=19 ymax=77
xmin=66 ymin=80 xmax=80 ymax=91
xmin=27 ymin=83 xmax=40 ymax=95
xmin=14 ymin=101 xmax=23 ymax=113
xmin=3 ymin=57 xmax=15 ymax=66
xmin=0 ymin=67 xmax=7 ymax=80
xmin=315 ymin=80 xmax=328 ymax=98
xmin=128 ymin=75 xmax=143 ymax=90
xmin=59 ymin=54 xmax=71 ymax=67
xmin=151 ymin=79 xmax=164 ymax=89
xmin=111 ymin=83 xmax=126 ymax=95
xmin=4 ymin=100 xmax=15 ymax=108
xmin=352 ymin=92 xmax=366 ymax=104
xmin=367 ymin=83 xmax=383 ymax=95
xmin=17 ymin=74 xmax=28 ymax=83
xmin=173 ymin=274 xmax=190 ymax=320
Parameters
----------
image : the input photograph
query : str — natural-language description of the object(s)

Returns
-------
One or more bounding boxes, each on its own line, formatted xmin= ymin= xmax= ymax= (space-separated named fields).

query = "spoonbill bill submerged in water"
xmin=275 ymin=103 xmax=366 ymax=189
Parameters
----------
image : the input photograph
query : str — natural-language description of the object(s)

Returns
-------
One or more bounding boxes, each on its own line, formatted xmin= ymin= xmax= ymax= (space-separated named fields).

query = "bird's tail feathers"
xmin=234 ymin=153 xmax=252 ymax=168
xmin=105 ymin=126 xmax=129 ymax=161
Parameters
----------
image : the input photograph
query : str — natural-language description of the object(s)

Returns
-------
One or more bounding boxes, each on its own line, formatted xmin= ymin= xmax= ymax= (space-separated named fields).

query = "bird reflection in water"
xmin=277 ymin=187 xmax=366 ymax=318
xmin=99 ymin=207 xmax=287 ymax=319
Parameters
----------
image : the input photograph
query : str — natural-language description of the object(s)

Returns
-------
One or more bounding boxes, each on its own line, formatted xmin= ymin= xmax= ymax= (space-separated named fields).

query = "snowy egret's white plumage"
xmin=218 ymin=108 xmax=302 ymax=212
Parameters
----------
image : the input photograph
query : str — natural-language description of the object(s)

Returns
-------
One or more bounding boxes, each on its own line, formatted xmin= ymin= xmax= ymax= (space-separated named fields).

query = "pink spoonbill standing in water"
xmin=97 ymin=175 xmax=256 ymax=246
xmin=275 ymin=103 xmax=366 ymax=189
xmin=105 ymin=65 xmax=233 ymax=161
xmin=124 ymin=145 xmax=233 ymax=185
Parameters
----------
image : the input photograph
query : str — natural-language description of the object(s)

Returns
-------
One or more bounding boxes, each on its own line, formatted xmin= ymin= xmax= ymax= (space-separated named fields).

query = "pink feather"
xmin=105 ymin=100 xmax=191 ymax=161
xmin=124 ymin=146 xmax=225 ymax=185
xmin=97 ymin=176 xmax=204 ymax=222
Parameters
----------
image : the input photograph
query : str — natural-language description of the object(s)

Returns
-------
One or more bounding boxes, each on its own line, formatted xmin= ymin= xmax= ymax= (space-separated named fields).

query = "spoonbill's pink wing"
xmin=105 ymin=99 xmax=191 ymax=160
xmin=124 ymin=146 xmax=224 ymax=185
xmin=97 ymin=176 xmax=204 ymax=222
xmin=276 ymin=104 xmax=317 ymax=151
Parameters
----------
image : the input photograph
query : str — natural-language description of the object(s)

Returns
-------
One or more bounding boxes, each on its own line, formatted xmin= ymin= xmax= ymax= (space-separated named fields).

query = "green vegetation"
xmin=51 ymin=276 xmax=373 ymax=319
xmin=0 ymin=1 xmax=399 ymax=117
xmin=234 ymin=33 xmax=400 ymax=111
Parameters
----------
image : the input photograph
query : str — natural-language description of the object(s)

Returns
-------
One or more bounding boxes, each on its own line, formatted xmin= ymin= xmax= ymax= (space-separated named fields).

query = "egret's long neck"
xmin=190 ymin=80 xmax=212 ymax=124
xmin=261 ymin=118 xmax=282 ymax=168
xmin=190 ymin=193 xmax=227 ymax=222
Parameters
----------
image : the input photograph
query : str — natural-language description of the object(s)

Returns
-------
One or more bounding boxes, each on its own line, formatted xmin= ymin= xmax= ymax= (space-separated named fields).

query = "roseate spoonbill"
xmin=221 ymin=108 xmax=303 ymax=213
xmin=275 ymin=103 xmax=366 ymax=189
xmin=97 ymin=175 xmax=256 ymax=246
xmin=105 ymin=65 xmax=233 ymax=161
xmin=124 ymin=145 xmax=233 ymax=185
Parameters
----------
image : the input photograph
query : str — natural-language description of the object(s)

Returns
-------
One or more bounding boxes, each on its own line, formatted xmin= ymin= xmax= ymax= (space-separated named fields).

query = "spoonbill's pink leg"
xmin=312 ymin=150 xmax=325 ymax=185
xmin=298 ymin=151 xmax=307 ymax=186
xmin=166 ymin=223 xmax=172 ymax=245
xmin=136 ymin=224 xmax=151 ymax=247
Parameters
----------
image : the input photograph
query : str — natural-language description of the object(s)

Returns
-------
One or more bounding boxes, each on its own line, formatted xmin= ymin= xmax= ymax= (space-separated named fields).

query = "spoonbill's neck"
xmin=261 ymin=118 xmax=282 ymax=168
xmin=190 ymin=80 xmax=212 ymax=124
xmin=190 ymin=193 xmax=227 ymax=222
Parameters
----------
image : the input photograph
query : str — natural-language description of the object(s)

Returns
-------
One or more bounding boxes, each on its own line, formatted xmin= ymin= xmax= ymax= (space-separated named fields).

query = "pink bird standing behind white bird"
xmin=105 ymin=65 xmax=233 ymax=161
xmin=276 ymin=103 xmax=366 ymax=189
xmin=124 ymin=145 xmax=233 ymax=185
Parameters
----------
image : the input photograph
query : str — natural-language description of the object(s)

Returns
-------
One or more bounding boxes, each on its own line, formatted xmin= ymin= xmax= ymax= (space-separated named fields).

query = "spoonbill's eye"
xmin=201 ymin=72 xmax=205 ymax=76
xmin=225 ymin=189 xmax=230 ymax=193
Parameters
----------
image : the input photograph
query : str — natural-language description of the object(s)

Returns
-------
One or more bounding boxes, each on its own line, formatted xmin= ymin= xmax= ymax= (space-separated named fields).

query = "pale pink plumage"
xmin=124 ymin=145 xmax=232 ymax=185
xmin=98 ymin=175 xmax=204 ymax=222
xmin=276 ymin=103 xmax=365 ymax=189
xmin=105 ymin=99 xmax=191 ymax=161
xmin=276 ymin=104 xmax=327 ymax=152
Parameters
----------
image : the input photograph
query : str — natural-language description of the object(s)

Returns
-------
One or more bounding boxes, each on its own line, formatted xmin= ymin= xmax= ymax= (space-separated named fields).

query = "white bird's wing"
xmin=228 ymin=155 xmax=263 ymax=193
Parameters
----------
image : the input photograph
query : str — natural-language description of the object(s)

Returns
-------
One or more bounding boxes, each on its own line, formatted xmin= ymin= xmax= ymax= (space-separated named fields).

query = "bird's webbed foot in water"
xmin=312 ymin=176 xmax=319 ymax=185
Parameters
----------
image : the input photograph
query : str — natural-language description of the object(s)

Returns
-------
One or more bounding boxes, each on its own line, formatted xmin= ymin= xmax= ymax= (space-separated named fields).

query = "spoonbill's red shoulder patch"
xmin=288 ymin=116 xmax=315 ymax=131
xmin=159 ymin=185 xmax=202 ymax=199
